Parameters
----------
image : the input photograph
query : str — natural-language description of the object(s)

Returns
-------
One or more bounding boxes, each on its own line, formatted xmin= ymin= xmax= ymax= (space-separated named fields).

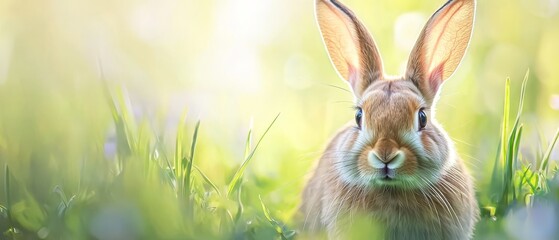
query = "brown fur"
xmin=301 ymin=81 xmax=479 ymax=239
xmin=303 ymin=0 xmax=479 ymax=239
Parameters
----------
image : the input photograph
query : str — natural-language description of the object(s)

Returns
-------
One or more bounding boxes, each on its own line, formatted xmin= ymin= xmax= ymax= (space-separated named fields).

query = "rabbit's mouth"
xmin=379 ymin=168 xmax=396 ymax=180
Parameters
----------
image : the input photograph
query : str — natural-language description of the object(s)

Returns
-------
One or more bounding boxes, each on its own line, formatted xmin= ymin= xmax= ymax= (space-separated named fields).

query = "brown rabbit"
xmin=300 ymin=0 xmax=479 ymax=239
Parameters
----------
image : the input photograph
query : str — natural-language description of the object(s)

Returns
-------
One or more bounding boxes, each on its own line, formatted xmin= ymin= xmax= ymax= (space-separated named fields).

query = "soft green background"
xmin=0 ymin=0 xmax=558 ymax=239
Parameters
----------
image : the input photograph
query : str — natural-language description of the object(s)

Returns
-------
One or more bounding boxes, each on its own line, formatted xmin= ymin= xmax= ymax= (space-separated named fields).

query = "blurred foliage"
xmin=0 ymin=0 xmax=558 ymax=239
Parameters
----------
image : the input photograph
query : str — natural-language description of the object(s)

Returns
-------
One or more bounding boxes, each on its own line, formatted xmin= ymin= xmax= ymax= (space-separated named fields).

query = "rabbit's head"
xmin=316 ymin=0 xmax=475 ymax=189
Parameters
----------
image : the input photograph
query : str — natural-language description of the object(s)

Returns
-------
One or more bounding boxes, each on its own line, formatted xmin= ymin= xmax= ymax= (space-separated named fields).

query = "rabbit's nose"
xmin=368 ymin=150 xmax=405 ymax=169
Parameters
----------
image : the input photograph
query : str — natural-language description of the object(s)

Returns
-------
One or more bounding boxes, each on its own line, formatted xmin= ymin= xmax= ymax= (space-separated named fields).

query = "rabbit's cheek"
xmin=420 ymin=129 xmax=450 ymax=166
xmin=356 ymin=149 xmax=375 ymax=173
xmin=398 ymin=147 xmax=418 ymax=176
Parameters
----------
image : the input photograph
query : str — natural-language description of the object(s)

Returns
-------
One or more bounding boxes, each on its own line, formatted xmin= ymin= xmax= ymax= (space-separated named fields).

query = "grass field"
xmin=1 ymin=74 xmax=558 ymax=239
xmin=1 ymin=0 xmax=559 ymax=239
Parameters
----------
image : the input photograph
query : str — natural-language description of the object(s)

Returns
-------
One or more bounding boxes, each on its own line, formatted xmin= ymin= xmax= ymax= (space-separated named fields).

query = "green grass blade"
xmin=498 ymin=73 xmax=528 ymax=211
xmin=259 ymin=195 xmax=288 ymax=240
xmin=109 ymin=98 xmax=131 ymax=163
xmin=503 ymin=122 xmax=522 ymax=204
xmin=137 ymin=123 xmax=154 ymax=176
xmin=510 ymin=70 xmax=529 ymax=173
xmin=53 ymin=185 xmax=68 ymax=207
xmin=193 ymin=165 xmax=220 ymax=197
xmin=161 ymin=145 xmax=177 ymax=186
xmin=514 ymin=70 xmax=529 ymax=122
xmin=489 ymin=138 xmax=503 ymax=201
xmin=179 ymin=157 xmax=187 ymax=197
xmin=511 ymin=124 xmax=523 ymax=200
xmin=503 ymin=123 xmax=518 ymax=205
xmin=539 ymin=128 xmax=559 ymax=174
xmin=234 ymin=184 xmax=244 ymax=224
xmin=220 ymin=209 xmax=234 ymax=233
xmin=504 ymin=71 xmax=528 ymax=202
xmin=482 ymin=206 xmax=496 ymax=219
xmin=245 ymin=128 xmax=253 ymax=160
xmin=175 ymin=111 xmax=188 ymax=188
xmin=259 ymin=195 xmax=275 ymax=225
xmin=526 ymin=170 xmax=538 ymax=192
xmin=245 ymin=117 xmax=253 ymax=158
xmin=179 ymin=121 xmax=199 ymax=221
xmin=493 ymin=78 xmax=510 ymax=211
xmin=517 ymin=165 xmax=531 ymax=199
xmin=185 ymin=120 xmax=200 ymax=196
xmin=229 ymin=124 xmax=252 ymax=201
xmin=504 ymin=70 xmax=528 ymax=176
xmin=227 ymin=113 xmax=280 ymax=197
xmin=114 ymin=89 xmax=136 ymax=157
xmin=501 ymin=78 xmax=511 ymax=169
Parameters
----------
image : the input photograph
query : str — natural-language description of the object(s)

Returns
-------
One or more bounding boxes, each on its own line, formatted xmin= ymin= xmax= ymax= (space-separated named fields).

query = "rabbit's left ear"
xmin=316 ymin=0 xmax=384 ymax=97
xmin=406 ymin=0 xmax=476 ymax=101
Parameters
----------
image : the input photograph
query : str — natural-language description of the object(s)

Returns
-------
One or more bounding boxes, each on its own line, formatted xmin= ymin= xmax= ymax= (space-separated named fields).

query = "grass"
xmin=0 ymin=70 xmax=558 ymax=239
xmin=485 ymin=71 xmax=559 ymax=220
xmin=1 ymin=87 xmax=292 ymax=239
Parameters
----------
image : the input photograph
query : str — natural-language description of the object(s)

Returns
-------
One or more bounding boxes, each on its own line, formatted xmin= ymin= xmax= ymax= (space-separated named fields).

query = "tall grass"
xmin=0 ymin=88 xmax=293 ymax=239
xmin=486 ymin=70 xmax=559 ymax=218
xmin=0 ymin=72 xmax=558 ymax=239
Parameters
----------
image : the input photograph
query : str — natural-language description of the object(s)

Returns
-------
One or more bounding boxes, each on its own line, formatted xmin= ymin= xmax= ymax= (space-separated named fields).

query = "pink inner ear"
xmin=428 ymin=62 xmax=445 ymax=93
xmin=348 ymin=64 xmax=359 ymax=92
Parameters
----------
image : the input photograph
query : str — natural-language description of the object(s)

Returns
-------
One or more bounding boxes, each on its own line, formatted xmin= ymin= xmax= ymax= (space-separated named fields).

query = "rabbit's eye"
xmin=355 ymin=108 xmax=363 ymax=129
xmin=418 ymin=109 xmax=427 ymax=130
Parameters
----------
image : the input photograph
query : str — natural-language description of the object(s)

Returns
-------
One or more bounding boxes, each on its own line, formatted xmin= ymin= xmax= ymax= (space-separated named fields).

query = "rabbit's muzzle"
xmin=368 ymin=138 xmax=405 ymax=179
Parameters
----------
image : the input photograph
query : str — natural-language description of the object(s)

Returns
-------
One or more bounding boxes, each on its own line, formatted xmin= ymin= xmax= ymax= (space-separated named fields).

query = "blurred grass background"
xmin=0 ymin=0 xmax=558 ymax=239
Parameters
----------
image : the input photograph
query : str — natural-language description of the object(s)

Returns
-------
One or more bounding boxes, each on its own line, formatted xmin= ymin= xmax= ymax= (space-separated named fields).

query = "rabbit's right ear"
xmin=316 ymin=0 xmax=384 ymax=97
xmin=406 ymin=0 xmax=475 ymax=102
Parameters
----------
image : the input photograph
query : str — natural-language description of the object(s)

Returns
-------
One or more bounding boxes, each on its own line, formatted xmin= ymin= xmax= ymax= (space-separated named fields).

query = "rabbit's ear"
xmin=406 ymin=0 xmax=475 ymax=101
xmin=316 ymin=0 xmax=384 ymax=97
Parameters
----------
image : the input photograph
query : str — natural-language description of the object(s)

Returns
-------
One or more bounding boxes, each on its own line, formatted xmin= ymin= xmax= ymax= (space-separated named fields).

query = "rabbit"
xmin=300 ymin=0 xmax=479 ymax=239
